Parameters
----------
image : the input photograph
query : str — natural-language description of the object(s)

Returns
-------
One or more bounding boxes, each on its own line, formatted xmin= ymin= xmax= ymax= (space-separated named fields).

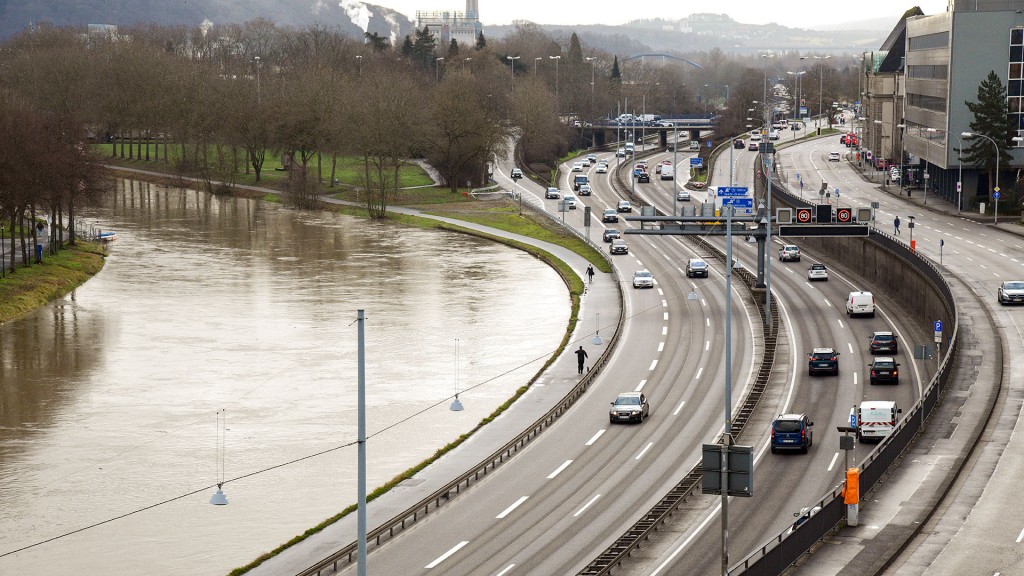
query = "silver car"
xmin=998 ymin=280 xmax=1024 ymax=305
xmin=779 ymin=244 xmax=801 ymax=262
xmin=632 ymin=269 xmax=654 ymax=289
xmin=609 ymin=392 xmax=649 ymax=423
xmin=807 ymin=263 xmax=828 ymax=281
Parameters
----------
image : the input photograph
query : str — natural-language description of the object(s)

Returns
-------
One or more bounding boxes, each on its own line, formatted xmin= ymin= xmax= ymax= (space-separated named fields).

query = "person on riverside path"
xmin=894 ymin=216 xmax=901 ymax=235
xmin=575 ymin=346 xmax=589 ymax=375
xmin=586 ymin=265 xmax=595 ymax=284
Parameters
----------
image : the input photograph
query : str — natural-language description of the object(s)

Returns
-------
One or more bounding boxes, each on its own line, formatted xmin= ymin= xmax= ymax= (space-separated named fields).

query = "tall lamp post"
xmin=354 ymin=54 xmax=361 ymax=77
xmin=873 ymin=119 xmax=886 ymax=187
xmin=254 ymin=56 xmax=262 ymax=104
xmin=586 ymin=56 xmax=597 ymax=110
xmin=549 ymin=55 xmax=561 ymax=115
xmin=534 ymin=56 xmax=542 ymax=75
xmin=962 ymin=131 xmax=1001 ymax=223
xmin=897 ymin=123 xmax=906 ymax=194
xmin=506 ymin=55 xmax=520 ymax=93
xmin=1 ymin=225 xmax=5 ymax=279
xmin=435 ymin=57 xmax=444 ymax=83
xmin=814 ymin=55 xmax=831 ymax=127
xmin=786 ymin=71 xmax=806 ymax=121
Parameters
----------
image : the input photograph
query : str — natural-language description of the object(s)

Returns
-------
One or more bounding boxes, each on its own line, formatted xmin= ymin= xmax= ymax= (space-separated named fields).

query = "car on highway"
xmin=770 ymin=413 xmax=813 ymax=453
xmin=602 ymin=208 xmax=619 ymax=223
xmin=807 ymin=263 xmax=828 ymax=281
xmin=869 ymin=331 xmax=898 ymax=354
xmin=656 ymin=160 xmax=671 ymax=173
xmin=734 ymin=138 xmax=745 ymax=149
xmin=769 ymin=129 xmax=781 ymax=140
xmin=571 ymin=162 xmax=585 ymax=172
xmin=635 ymin=159 xmax=648 ymax=168
xmin=637 ymin=171 xmax=650 ymax=183
xmin=828 ymin=151 xmax=841 ymax=162
xmin=562 ymin=193 xmax=578 ymax=209
xmin=686 ymin=258 xmax=709 ymax=278
xmin=602 ymin=228 xmax=620 ymax=242
xmin=997 ymin=280 xmax=1024 ymax=305
xmin=808 ymin=347 xmax=840 ymax=376
xmin=616 ymin=148 xmax=626 ymax=157
xmin=632 ymin=269 xmax=655 ymax=289
xmin=545 ymin=187 xmax=561 ymax=199
xmin=596 ymin=163 xmax=608 ymax=174
xmin=689 ymin=140 xmax=700 ymax=151
xmin=677 ymin=189 xmax=690 ymax=201
xmin=609 ymin=238 xmax=629 ymax=255
xmin=586 ymin=154 xmax=598 ymax=164
xmin=778 ymin=244 xmax=801 ymax=262
xmin=847 ymin=291 xmax=876 ymax=317
xmin=869 ymin=357 xmax=900 ymax=385
xmin=578 ymin=183 xmax=592 ymax=196
xmin=748 ymin=141 xmax=759 ymax=151
xmin=609 ymin=391 xmax=649 ymax=423
xmin=510 ymin=167 xmax=523 ymax=179
xmin=617 ymin=200 xmax=632 ymax=213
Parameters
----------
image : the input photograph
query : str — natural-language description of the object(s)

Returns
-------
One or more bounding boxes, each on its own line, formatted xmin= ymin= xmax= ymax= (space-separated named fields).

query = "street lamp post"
xmin=506 ymin=55 xmax=520 ymax=93
xmin=786 ymin=71 xmax=806 ymax=122
xmin=534 ymin=56 xmax=542 ymax=75
xmin=962 ymin=131 xmax=1001 ymax=223
xmin=873 ymin=119 xmax=886 ymax=187
xmin=814 ymin=55 xmax=831 ymax=128
xmin=926 ymin=128 xmax=964 ymax=212
xmin=354 ymin=54 xmax=361 ymax=77
xmin=586 ymin=56 xmax=597 ymax=109
xmin=254 ymin=56 xmax=261 ymax=104
xmin=897 ymin=123 xmax=906 ymax=194
xmin=550 ymin=55 xmax=561 ymax=115
xmin=1 ymin=225 xmax=5 ymax=279
xmin=435 ymin=57 xmax=444 ymax=83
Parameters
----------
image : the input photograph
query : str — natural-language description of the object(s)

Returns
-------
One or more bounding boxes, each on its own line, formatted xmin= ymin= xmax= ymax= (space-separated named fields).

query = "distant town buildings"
xmin=416 ymin=0 xmax=481 ymax=47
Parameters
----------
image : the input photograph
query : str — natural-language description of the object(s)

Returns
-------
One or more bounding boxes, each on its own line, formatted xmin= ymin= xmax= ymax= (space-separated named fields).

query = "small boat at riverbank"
xmin=96 ymin=231 xmax=118 ymax=242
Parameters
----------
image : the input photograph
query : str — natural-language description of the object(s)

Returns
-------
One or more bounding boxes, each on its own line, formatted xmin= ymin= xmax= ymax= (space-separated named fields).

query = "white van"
xmin=625 ymin=142 xmax=635 ymax=155
xmin=857 ymin=400 xmax=902 ymax=443
xmin=846 ymin=291 xmax=875 ymax=318
xmin=661 ymin=165 xmax=674 ymax=180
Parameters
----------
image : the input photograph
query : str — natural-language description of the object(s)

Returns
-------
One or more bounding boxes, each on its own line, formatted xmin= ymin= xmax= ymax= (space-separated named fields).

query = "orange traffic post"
xmin=846 ymin=467 xmax=860 ymax=526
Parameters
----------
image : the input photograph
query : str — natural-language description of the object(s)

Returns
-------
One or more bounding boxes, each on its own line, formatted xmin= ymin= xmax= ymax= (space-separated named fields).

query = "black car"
xmin=733 ymin=138 xmax=745 ymax=149
xmin=686 ymin=258 xmax=709 ymax=278
xmin=869 ymin=331 xmax=898 ymax=354
xmin=602 ymin=228 xmax=620 ymax=242
xmin=869 ymin=357 xmax=900 ymax=385
xmin=808 ymin=348 xmax=840 ymax=376
xmin=637 ymin=171 xmax=650 ymax=183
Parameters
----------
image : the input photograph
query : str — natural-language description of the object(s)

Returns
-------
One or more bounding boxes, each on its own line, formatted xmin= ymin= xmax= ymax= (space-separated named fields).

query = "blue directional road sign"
xmin=994 ymin=191 xmax=1001 ymax=200
xmin=690 ymin=157 xmax=703 ymax=168
xmin=716 ymin=186 xmax=749 ymax=197
xmin=850 ymin=411 xmax=857 ymax=429
xmin=934 ymin=320 xmax=943 ymax=332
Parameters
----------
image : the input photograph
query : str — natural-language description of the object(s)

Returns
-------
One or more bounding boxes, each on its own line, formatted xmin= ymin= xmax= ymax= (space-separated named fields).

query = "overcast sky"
xmin=365 ymin=0 xmax=952 ymax=28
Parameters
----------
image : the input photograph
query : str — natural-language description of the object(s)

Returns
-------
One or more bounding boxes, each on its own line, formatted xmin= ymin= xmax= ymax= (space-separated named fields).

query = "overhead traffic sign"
xmin=836 ymin=208 xmax=853 ymax=223
xmin=717 ymin=186 xmax=750 ymax=197
xmin=796 ymin=208 xmax=812 ymax=223
xmin=690 ymin=157 xmax=703 ymax=167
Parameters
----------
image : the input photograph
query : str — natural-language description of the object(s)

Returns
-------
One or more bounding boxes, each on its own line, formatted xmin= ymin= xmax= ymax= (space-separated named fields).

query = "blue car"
xmin=771 ymin=414 xmax=813 ymax=453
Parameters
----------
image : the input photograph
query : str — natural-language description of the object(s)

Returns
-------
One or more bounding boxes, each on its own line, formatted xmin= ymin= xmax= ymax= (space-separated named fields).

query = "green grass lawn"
xmin=0 ymin=242 xmax=106 ymax=323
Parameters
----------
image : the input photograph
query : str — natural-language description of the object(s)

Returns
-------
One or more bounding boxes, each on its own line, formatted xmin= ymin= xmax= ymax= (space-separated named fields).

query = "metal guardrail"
xmin=295 ymin=177 xmax=624 ymax=576
xmin=727 ymin=177 xmax=960 ymax=576
xmin=578 ymin=170 xmax=780 ymax=576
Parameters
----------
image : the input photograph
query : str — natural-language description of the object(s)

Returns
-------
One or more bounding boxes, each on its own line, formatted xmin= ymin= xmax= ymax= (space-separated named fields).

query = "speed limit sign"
xmin=796 ymin=208 xmax=812 ymax=223
xmin=837 ymin=208 xmax=853 ymax=222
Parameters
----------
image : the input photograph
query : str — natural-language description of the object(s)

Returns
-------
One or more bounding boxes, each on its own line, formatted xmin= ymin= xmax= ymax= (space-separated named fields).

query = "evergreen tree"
xmin=412 ymin=26 xmax=437 ymax=69
xmin=401 ymin=35 xmax=413 ymax=58
xmin=475 ymin=31 xmax=486 ymax=50
xmin=963 ymin=70 xmax=1014 ymax=192
xmin=364 ymin=31 xmax=389 ymax=52
xmin=567 ymin=33 xmax=583 ymax=64
xmin=448 ymin=38 xmax=460 ymax=58
xmin=610 ymin=55 xmax=621 ymax=83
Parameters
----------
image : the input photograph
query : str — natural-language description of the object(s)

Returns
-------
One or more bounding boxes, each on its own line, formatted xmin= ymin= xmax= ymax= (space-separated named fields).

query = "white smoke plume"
xmin=339 ymin=0 xmax=372 ymax=33
xmin=311 ymin=0 xmax=329 ymax=15
xmin=383 ymin=13 xmax=400 ymax=46
xmin=200 ymin=19 xmax=213 ymax=37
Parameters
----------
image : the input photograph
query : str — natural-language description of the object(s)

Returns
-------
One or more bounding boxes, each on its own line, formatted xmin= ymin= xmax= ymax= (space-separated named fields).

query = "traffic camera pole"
xmin=721 ymin=206 xmax=734 ymax=576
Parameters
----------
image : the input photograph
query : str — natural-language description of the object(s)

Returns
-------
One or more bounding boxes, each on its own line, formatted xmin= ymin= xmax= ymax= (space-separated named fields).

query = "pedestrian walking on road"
xmin=586 ymin=265 xmax=595 ymax=284
xmin=894 ymin=216 xmax=901 ymax=235
xmin=575 ymin=346 xmax=589 ymax=375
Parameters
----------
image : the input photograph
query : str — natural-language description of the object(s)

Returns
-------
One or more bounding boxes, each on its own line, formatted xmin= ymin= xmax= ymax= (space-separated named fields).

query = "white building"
xmin=416 ymin=0 xmax=482 ymax=47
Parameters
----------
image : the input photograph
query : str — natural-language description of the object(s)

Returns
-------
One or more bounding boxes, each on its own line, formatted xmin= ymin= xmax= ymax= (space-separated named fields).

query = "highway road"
xmin=610 ymin=138 xmax=931 ymax=575
xmin=772 ymin=131 xmax=1024 ymax=575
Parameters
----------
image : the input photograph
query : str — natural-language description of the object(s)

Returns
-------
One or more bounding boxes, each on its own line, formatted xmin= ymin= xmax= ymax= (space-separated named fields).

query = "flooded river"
xmin=0 ymin=179 xmax=569 ymax=575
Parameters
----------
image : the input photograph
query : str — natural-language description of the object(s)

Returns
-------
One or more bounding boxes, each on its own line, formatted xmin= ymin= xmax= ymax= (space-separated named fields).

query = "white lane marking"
xmin=827 ymin=452 xmax=840 ymax=472
xmin=848 ymin=343 xmax=854 ymax=354
xmin=662 ymin=326 xmax=668 ymax=336
xmin=1017 ymin=525 xmax=1024 ymax=544
xmin=635 ymin=442 xmax=654 ymax=460
xmin=426 ymin=541 xmax=470 ymax=568
xmin=838 ymin=319 xmax=845 ymax=329
xmin=705 ymin=340 xmax=710 ymax=351
xmin=854 ymin=372 xmax=859 ymax=386
xmin=649 ymin=360 xmax=658 ymax=370
xmin=664 ymin=312 xmax=669 ymax=320
xmin=824 ymin=299 xmax=833 ymax=307
xmin=706 ymin=318 xmax=710 ymax=327
xmin=702 ymin=298 xmax=707 ymax=306
xmin=636 ymin=379 xmax=647 ymax=391
xmin=673 ymin=400 xmax=686 ymax=416
xmin=496 ymin=496 xmax=529 ymax=519
xmin=585 ymin=429 xmax=606 ymax=446
xmin=658 ymin=288 xmax=664 ymax=296
xmin=658 ymin=342 xmax=665 ymax=352
xmin=547 ymin=460 xmax=573 ymax=479
xmin=574 ymin=494 xmax=602 ymax=517
xmin=495 ymin=565 xmax=516 ymax=576
xmin=696 ymin=367 xmax=704 ymax=379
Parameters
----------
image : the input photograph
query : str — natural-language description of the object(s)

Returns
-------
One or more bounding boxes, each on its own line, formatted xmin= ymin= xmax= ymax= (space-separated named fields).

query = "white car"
xmin=807 ymin=263 xmax=828 ymax=281
xmin=562 ymin=194 xmax=578 ymax=209
xmin=632 ymin=269 xmax=655 ymax=289
xmin=779 ymin=244 xmax=801 ymax=262
xmin=578 ymin=184 xmax=592 ymax=196
xmin=596 ymin=163 xmax=608 ymax=174
xmin=617 ymin=200 xmax=632 ymax=213
xmin=677 ymin=189 xmax=690 ymax=201
xmin=545 ymin=187 xmax=561 ymax=199
xmin=571 ymin=162 xmax=585 ymax=172
xmin=828 ymin=151 xmax=841 ymax=162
